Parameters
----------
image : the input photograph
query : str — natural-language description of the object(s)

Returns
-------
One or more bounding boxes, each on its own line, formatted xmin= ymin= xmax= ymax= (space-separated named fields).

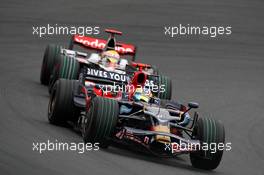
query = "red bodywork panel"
xmin=128 ymin=71 xmax=147 ymax=100
xmin=73 ymin=35 xmax=136 ymax=55
xmin=83 ymin=71 xmax=147 ymax=103
xmin=131 ymin=62 xmax=151 ymax=71
xmin=105 ymin=29 xmax=122 ymax=35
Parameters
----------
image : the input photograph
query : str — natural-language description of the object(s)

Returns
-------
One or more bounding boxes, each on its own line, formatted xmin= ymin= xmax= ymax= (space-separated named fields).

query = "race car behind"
xmin=40 ymin=29 xmax=172 ymax=99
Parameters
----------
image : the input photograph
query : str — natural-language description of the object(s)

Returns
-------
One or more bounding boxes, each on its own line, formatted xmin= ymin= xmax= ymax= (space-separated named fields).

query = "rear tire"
xmin=69 ymin=35 xmax=74 ymax=50
xmin=157 ymin=75 xmax=172 ymax=100
xmin=40 ymin=44 xmax=62 ymax=85
xmin=57 ymin=55 xmax=80 ymax=79
xmin=48 ymin=56 xmax=80 ymax=93
xmin=82 ymin=96 xmax=119 ymax=148
xmin=190 ymin=117 xmax=225 ymax=170
xmin=151 ymin=65 xmax=160 ymax=75
xmin=48 ymin=79 xmax=78 ymax=125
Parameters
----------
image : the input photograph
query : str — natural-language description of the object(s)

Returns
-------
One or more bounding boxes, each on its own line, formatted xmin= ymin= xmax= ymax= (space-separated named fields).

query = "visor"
xmin=133 ymin=92 xmax=150 ymax=103
xmin=107 ymin=57 xmax=118 ymax=64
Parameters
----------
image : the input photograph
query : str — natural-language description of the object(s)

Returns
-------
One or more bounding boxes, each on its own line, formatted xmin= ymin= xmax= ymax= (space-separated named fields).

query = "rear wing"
xmin=69 ymin=29 xmax=137 ymax=61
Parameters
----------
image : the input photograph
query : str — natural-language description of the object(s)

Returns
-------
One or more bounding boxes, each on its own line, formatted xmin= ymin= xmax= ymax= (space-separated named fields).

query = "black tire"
xmin=82 ymin=96 xmax=119 ymax=148
xmin=57 ymin=55 xmax=80 ymax=79
xmin=48 ymin=79 xmax=78 ymax=125
xmin=190 ymin=117 xmax=225 ymax=170
xmin=40 ymin=44 xmax=62 ymax=85
xmin=48 ymin=55 xmax=80 ymax=93
xmin=69 ymin=35 xmax=74 ymax=50
xmin=157 ymin=75 xmax=172 ymax=100
xmin=151 ymin=65 xmax=160 ymax=75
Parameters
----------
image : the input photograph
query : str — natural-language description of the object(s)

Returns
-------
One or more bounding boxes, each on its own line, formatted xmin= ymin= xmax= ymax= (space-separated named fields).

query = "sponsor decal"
xmin=86 ymin=68 xmax=128 ymax=82
xmin=74 ymin=35 xmax=135 ymax=54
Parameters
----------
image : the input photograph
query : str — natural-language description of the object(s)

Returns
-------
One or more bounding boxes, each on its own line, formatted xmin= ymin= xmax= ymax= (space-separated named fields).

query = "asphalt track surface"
xmin=1 ymin=0 xmax=264 ymax=174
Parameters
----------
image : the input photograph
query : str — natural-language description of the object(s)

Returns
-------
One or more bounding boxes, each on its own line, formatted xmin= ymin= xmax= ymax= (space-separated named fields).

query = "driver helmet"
xmin=101 ymin=50 xmax=120 ymax=68
xmin=133 ymin=87 xmax=152 ymax=103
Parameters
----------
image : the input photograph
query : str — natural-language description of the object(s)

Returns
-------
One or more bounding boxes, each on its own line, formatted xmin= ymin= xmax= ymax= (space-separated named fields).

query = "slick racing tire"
xmin=68 ymin=35 xmax=74 ymax=50
xmin=190 ymin=117 xmax=225 ymax=170
xmin=82 ymin=96 xmax=119 ymax=148
xmin=48 ymin=55 xmax=80 ymax=93
xmin=40 ymin=44 xmax=62 ymax=85
xmin=151 ymin=65 xmax=160 ymax=75
xmin=157 ymin=75 xmax=172 ymax=100
xmin=56 ymin=55 xmax=79 ymax=80
xmin=48 ymin=79 xmax=78 ymax=125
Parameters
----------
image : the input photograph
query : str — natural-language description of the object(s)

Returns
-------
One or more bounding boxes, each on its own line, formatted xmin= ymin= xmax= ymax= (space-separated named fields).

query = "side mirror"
xmin=188 ymin=102 xmax=199 ymax=109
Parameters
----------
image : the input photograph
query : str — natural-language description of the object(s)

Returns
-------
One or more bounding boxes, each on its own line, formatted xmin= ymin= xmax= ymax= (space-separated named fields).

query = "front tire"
xmin=82 ymin=96 xmax=119 ymax=148
xmin=190 ymin=117 xmax=225 ymax=170
xmin=48 ymin=79 xmax=78 ymax=125
xmin=48 ymin=55 xmax=80 ymax=93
